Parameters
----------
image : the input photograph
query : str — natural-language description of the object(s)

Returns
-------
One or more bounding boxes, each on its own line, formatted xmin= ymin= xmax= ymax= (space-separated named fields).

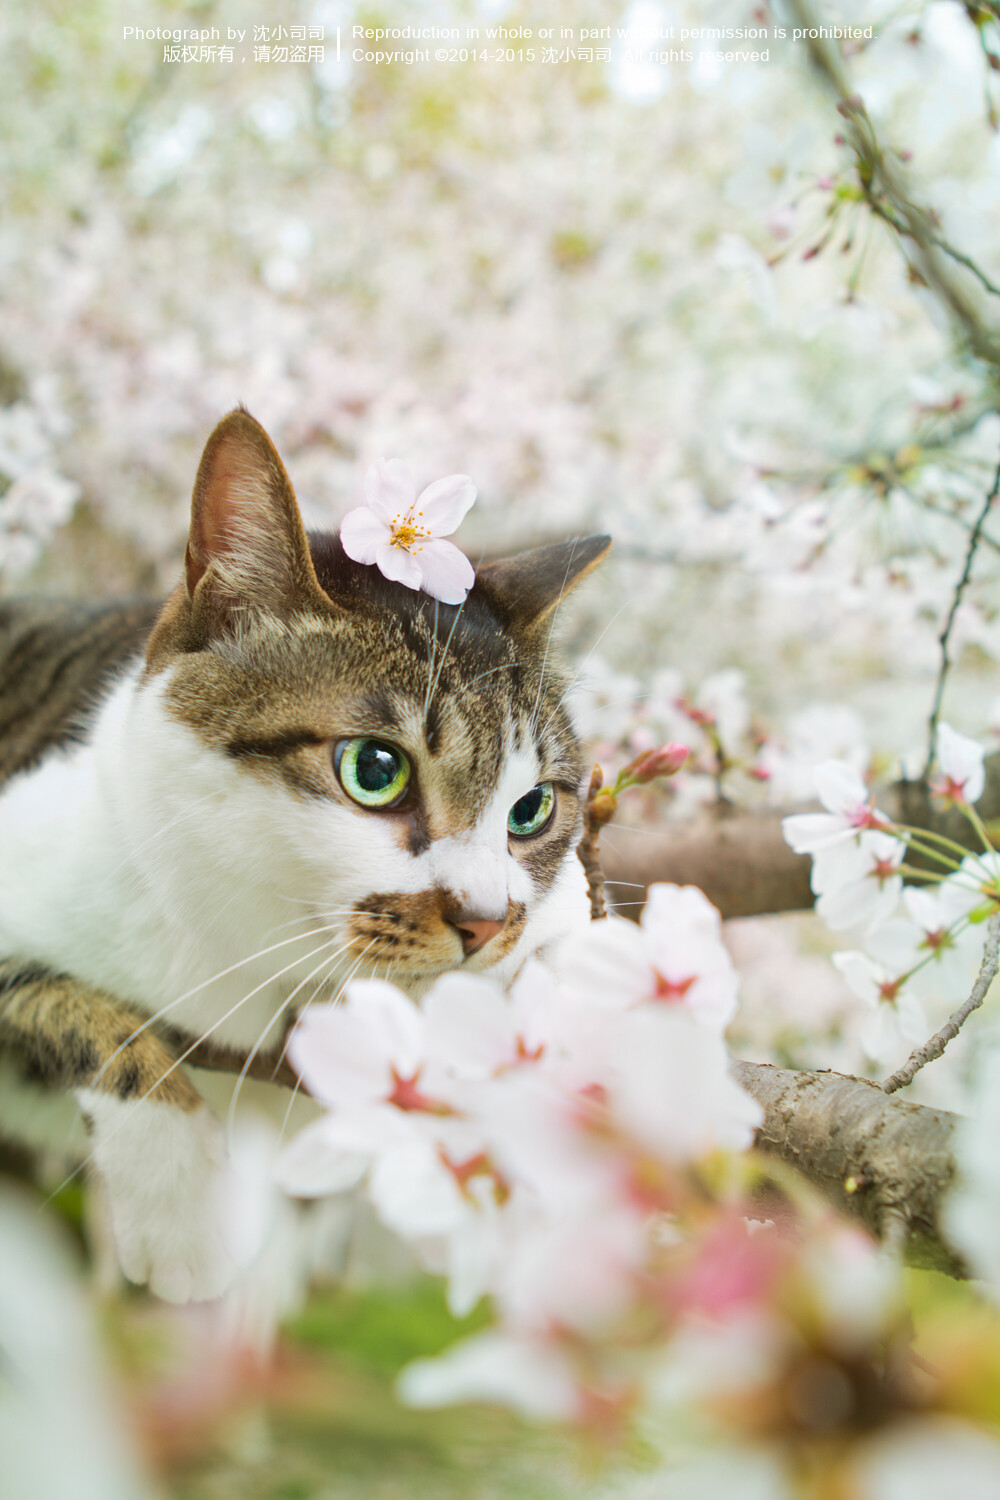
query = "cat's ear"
xmin=184 ymin=408 xmax=324 ymax=623
xmin=475 ymin=536 xmax=611 ymax=632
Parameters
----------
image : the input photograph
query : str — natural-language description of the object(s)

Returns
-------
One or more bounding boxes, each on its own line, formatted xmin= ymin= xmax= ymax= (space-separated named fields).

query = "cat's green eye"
xmin=335 ymin=738 xmax=411 ymax=809
xmin=507 ymin=783 xmax=556 ymax=839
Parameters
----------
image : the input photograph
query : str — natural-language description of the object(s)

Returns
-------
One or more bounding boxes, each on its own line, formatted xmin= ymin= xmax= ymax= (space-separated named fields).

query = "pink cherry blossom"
xmin=340 ymin=458 xmax=476 ymax=604
xmin=555 ymin=883 xmax=740 ymax=1033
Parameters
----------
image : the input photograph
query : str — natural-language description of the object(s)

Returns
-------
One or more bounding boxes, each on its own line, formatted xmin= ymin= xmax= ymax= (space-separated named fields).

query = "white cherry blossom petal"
xmin=339 ymin=505 xmax=390 ymax=564
xmin=346 ymin=979 xmax=427 ymax=1076
xmin=902 ymin=885 xmax=945 ymax=931
xmin=815 ymin=760 xmax=871 ymax=816
xmin=287 ymin=1007 xmax=394 ymax=1107
xmin=370 ymin=1138 xmax=469 ymax=1238
xmin=364 ymin=457 xmax=415 ymax=522
xmin=423 ymin=974 xmax=516 ymax=1081
xmin=607 ymin=1008 xmax=761 ymax=1161
xmin=414 ymin=473 xmax=477 ymax=535
xmin=398 ymin=1331 xmax=581 ymax=1420
xmin=935 ymin=722 xmax=986 ymax=805
xmin=555 ymin=917 xmax=653 ymax=1012
xmin=782 ymin=811 xmax=847 ymax=855
xmin=274 ymin=1116 xmax=369 ymax=1197
xmin=817 ymin=877 xmax=898 ymax=933
xmin=410 ymin=538 xmax=475 ymax=605
xmin=811 ymin=839 xmax=871 ymax=896
xmin=287 ymin=980 xmax=426 ymax=1107
xmin=832 ymin=950 xmax=887 ymax=1005
xmin=375 ymin=540 xmax=424 ymax=588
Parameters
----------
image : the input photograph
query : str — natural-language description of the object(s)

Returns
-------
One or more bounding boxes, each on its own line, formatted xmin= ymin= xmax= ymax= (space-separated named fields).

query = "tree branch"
xmin=577 ymin=765 xmax=610 ymax=920
xmin=602 ymin=750 xmax=1000 ymax=920
xmin=174 ymin=1024 xmax=971 ymax=1278
xmin=881 ymin=911 xmax=1000 ymax=1095
xmin=924 ymin=451 xmax=1000 ymax=777
xmin=787 ymin=0 xmax=1000 ymax=367
xmin=732 ymin=1060 xmax=966 ymax=1277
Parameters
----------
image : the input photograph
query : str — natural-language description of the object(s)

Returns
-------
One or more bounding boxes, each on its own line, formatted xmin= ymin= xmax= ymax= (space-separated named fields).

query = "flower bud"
xmin=627 ymin=742 xmax=690 ymax=785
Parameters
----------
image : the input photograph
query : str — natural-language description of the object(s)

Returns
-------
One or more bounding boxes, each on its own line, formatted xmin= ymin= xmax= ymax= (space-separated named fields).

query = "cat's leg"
xmin=0 ymin=958 xmax=241 ymax=1302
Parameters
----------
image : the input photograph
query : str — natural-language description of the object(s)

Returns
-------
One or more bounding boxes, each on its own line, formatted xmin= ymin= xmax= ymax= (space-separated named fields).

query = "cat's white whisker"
xmin=575 ymin=598 xmax=632 ymax=676
xmin=462 ymin=663 xmax=520 ymax=693
xmin=276 ymin=935 xmax=378 ymax=1077
xmin=49 ymin=935 xmax=351 ymax=1201
xmin=273 ymin=937 xmax=381 ymax=1151
xmin=225 ymin=941 xmax=353 ymax=1142
xmin=100 ymin=789 xmax=227 ymax=886
xmin=92 ymin=925 xmax=350 ymax=1090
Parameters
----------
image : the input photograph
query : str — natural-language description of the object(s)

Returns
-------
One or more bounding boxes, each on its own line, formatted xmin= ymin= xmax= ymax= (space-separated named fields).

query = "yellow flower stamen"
xmin=390 ymin=512 xmax=432 ymax=551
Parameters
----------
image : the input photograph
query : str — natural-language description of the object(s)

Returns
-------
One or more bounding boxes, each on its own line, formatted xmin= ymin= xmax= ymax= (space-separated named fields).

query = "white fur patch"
xmin=76 ymin=1091 xmax=249 ymax=1303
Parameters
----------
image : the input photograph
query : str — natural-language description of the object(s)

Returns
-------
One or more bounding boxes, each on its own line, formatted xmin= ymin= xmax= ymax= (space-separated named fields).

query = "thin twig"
xmin=787 ymin=0 xmax=1000 ymax=367
xmin=924 ymin=449 xmax=1000 ymax=778
xmin=881 ymin=911 xmax=1000 ymax=1094
xmin=932 ymin=234 xmax=1000 ymax=301
xmin=576 ymin=765 xmax=611 ymax=920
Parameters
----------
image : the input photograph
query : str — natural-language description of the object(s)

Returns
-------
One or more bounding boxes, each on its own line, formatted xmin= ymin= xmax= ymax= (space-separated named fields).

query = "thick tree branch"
xmin=732 ymin=1060 xmax=966 ymax=1277
xmin=602 ymin=751 xmax=1000 ymax=920
xmin=177 ymin=1029 xmax=970 ymax=1278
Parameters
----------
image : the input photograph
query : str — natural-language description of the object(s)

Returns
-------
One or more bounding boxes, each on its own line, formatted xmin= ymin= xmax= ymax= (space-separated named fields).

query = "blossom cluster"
xmin=783 ymin=725 xmax=999 ymax=1067
xmin=4 ymin=0 xmax=1000 ymax=733
xmin=279 ymin=884 xmax=758 ymax=1417
xmin=274 ymin=879 xmax=1000 ymax=1493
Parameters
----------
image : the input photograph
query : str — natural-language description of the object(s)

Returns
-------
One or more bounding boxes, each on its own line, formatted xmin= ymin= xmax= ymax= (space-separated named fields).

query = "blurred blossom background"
xmin=5 ymin=0 xmax=1000 ymax=1494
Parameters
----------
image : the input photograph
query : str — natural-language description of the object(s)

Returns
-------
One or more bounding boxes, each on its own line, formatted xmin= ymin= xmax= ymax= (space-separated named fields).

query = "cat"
xmin=0 ymin=408 xmax=610 ymax=1302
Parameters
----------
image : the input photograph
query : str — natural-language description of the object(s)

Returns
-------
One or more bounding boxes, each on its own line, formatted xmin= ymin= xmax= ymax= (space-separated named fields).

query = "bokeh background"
xmin=4 ymin=0 xmax=1000 ymax=1495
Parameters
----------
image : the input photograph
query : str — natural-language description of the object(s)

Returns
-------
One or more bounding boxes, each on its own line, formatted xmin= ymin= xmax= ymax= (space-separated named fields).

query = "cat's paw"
xmin=78 ymin=1092 xmax=245 ymax=1303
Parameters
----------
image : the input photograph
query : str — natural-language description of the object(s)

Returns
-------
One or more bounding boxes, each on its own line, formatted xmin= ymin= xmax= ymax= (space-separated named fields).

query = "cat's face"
xmin=137 ymin=410 xmax=609 ymax=996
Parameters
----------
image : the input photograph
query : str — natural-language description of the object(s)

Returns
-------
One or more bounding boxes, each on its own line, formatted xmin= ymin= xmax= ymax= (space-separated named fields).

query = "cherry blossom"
xmin=277 ymin=981 xmax=488 ymax=1238
xmin=930 ymin=722 xmax=987 ymax=808
xmin=339 ymin=458 xmax=476 ymax=604
xmin=604 ymin=1006 xmax=762 ymax=1161
xmin=812 ymin=829 xmax=905 ymax=932
xmin=861 ymin=884 xmax=987 ymax=1009
xmin=555 ymin=883 xmax=740 ymax=1033
xmin=832 ymin=950 xmax=928 ymax=1062
xmin=782 ymin=761 xmax=889 ymax=857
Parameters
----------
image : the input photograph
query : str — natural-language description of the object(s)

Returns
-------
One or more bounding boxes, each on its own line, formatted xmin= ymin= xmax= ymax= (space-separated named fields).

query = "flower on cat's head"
xmin=340 ymin=458 xmax=477 ymax=605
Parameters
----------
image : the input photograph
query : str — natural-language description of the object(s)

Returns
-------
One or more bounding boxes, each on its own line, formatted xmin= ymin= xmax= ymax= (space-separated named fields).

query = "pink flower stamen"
xmin=929 ymin=774 xmax=968 ymax=808
xmin=847 ymin=802 xmax=886 ymax=831
xmin=388 ymin=1067 xmax=451 ymax=1115
xmin=652 ymin=971 xmax=697 ymax=1003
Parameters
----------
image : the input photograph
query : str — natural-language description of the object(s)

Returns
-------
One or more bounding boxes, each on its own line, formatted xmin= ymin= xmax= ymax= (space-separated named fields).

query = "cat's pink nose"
xmin=452 ymin=916 xmax=505 ymax=956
